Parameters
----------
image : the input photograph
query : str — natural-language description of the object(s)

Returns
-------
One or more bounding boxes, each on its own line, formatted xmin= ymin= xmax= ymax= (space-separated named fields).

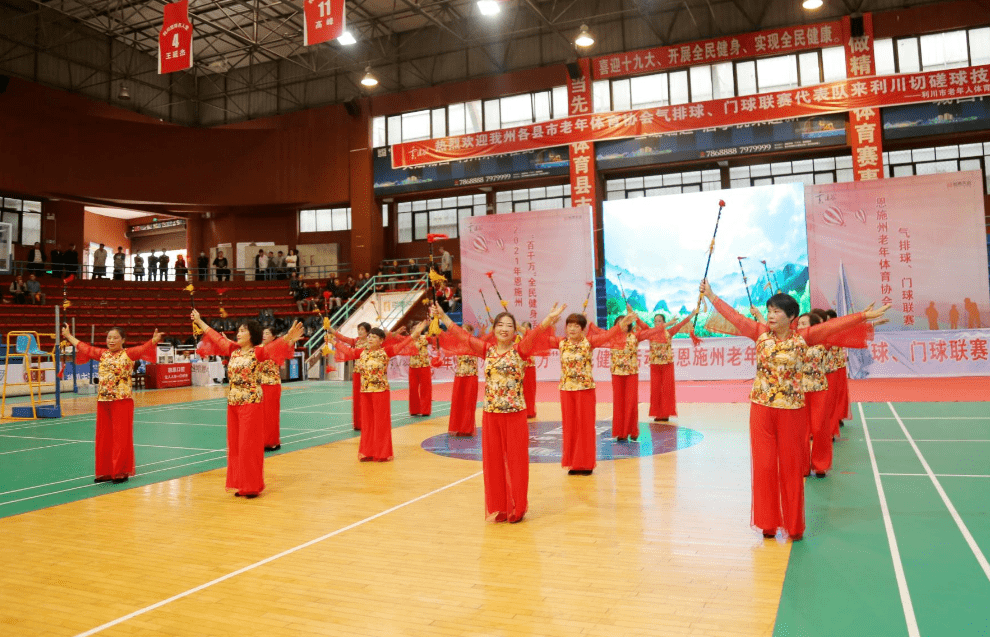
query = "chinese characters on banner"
xmin=567 ymin=58 xmax=598 ymax=210
xmin=392 ymin=63 xmax=990 ymax=168
xmin=843 ymin=14 xmax=883 ymax=180
xmin=158 ymin=0 xmax=193 ymax=74
xmin=592 ymin=20 xmax=843 ymax=79
xmin=303 ymin=0 xmax=345 ymax=46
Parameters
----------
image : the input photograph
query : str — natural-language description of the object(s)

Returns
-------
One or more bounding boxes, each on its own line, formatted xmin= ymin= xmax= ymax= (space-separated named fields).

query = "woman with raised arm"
xmin=821 ymin=308 xmax=852 ymax=437
xmin=700 ymin=280 xmax=888 ymax=540
xmin=407 ymin=327 xmax=433 ymax=417
xmin=327 ymin=322 xmax=406 ymax=431
xmin=546 ymin=312 xmax=632 ymax=475
xmin=796 ymin=312 xmax=830 ymax=477
xmin=448 ymin=324 xmax=480 ymax=436
xmin=610 ymin=309 xmax=673 ymax=442
xmin=259 ymin=327 xmax=284 ymax=452
xmin=434 ymin=301 xmax=565 ymax=523
xmin=331 ymin=321 xmax=426 ymax=461
xmin=639 ymin=311 xmax=697 ymax=423
xmin=192 ymin=309 xmax=304 ymax=498
xmin=61 ymin=325 xmax=162 ymax=484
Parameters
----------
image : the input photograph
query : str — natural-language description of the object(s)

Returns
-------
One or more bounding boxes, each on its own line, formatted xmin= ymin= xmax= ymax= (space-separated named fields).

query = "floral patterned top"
xmin=708 ymin=296 xmax=872 ymax=410
xmin=610 ymin=332 xmax=641 ymax=376
xmin=409 ymin=336 xmax=430 ymax=369
xmin=258 ymin=359 xmax=281 ymax=385
xmin=548 ymin=324 xmax=624 ymax=391
xmin=334 ymin=336 xmax=416 ymax=393
xmin=801 ymin=344 xmax=829 ymax=393
xmin=75 ymin=340 xmax=157 ymax=402
xmin=200 ymin=328 xmax=294 ymax=406
xmin=823 ymin=346 xmax=848 ymax=373
xmin=649 ymin=341 xmax=674 ymax=366
xmin=455 ymin=355 xmax=478 ymax=377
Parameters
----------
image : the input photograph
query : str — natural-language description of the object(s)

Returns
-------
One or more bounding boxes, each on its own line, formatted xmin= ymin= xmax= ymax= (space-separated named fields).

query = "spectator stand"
xmin=1 ymin=305 xmax=63 ymax=419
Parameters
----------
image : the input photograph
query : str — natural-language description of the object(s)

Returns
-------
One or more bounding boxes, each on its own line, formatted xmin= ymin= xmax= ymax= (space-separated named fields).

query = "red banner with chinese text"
xmin=843 ymin=14 xmax=882 ymax=180
xmin=392 ymin=63 xmax=990 ymax=169
xmin=303 ymin=0 xmax=345 ymax=46
xmin=592 ymin=20 xmax=843 ymax=80
xmin=567 ymin=59 xmax=598 ymax=210
xmin=158 ymin=0 xmax=193 ymax=74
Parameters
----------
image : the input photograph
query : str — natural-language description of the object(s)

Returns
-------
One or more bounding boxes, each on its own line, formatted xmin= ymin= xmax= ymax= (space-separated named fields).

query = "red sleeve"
xmin=198 ymin=327 xmax=238 ymax=358
xmin=384 ymin=335 xmax=417 ymax=357
xmin=803 ymin=313 xmax=874 ymax=348
xmin=636 ymin=324 xmax=668 ymax=343
xmin=334 ymin=332 xmax=357 ymax=346
xmin=124 ymin=339 xmax=158 ymax=364
xmin=74 ymin=341 xmax=105 ymax=364
xmin=588 ymin=323 xmax=629 ymax=349
xmin=587 ymin=323 xmax=606 ymax=338
xmin=516 ymin=324 xmax=554 ymax=358
xmin=667 ymin=314 xmax=694 ymax=338
xmin=437 ymin=323 xmax=487 ymax=358
xmin=334 ymin=340 xmax=363 ymax=362
xmin=710 ymin=296 xmax=764 ymax=343
xmin=257 ymin=338 xmax=294 ymax=365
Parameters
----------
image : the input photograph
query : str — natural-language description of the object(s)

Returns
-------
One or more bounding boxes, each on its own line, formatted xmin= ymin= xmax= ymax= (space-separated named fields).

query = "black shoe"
xmin=264 ymin=445 xmax=281 ymax=452
xmin=94 ymin=476 xmax=111 ymax=483
xmin=568 ymin=469 xmax=593 ymax=476
xmin=617 ymin=437 xmax=628 ymax=442
xmin=245 ymin=493 xmax=258 ymax=499
xmin=111 ymin=476 xmax=129 ymax=484
xmin=763 ymin=531 xmax=776 ymax=538
xmin=814 ymin=471 xmax=827 ymax=478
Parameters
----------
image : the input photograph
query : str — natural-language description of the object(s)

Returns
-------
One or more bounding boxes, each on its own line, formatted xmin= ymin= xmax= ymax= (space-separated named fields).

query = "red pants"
xmin=351 ymin=373 xmax=362 ymax=430
xmin=408 ymin=366 xmax=432 ymax=416
xmin=95 ymin=399 xmax=135 ymax=480
xmin=825 ymin=369 xmax=849 ymax=437
xmin=611 ymin=373 xmax=639 ymax=439
xmin=261 ymin=384 xmax=281 ymax=448
xmin=648 ymin=363 xmax=677 ymax=420
xmin=226 ymin=402 xmax=265 ymax=495
xmin=448 ymin=375 xmax=479 ymax=435
xmin=482 ymin=410 xmax=529 ymax=522
xmin=560 ymin=388 xmax=597 ymax=470
xmin=523 ymin=366 xmax=537 ymax=418
xmin=359 ymin=391 xmax=394 ymax=461
xmin=807 ymin=390 xmax=834 ymax=474
xmin=749 ymin=403 xmax=808 ymax=539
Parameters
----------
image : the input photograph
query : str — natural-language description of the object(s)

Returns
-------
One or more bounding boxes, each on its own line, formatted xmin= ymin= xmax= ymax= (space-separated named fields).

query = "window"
xmin=897 ymin=38 xmax=921 ymax=73
xmin=920 ymin=30 xmax=969 ymax=71
xmin=612 ymin=79 xmax=632 ymax=111
xmin=552 ymin=86 xmax=568 ymax=119
xmin=593 ymin=80 xmax=611 ymax=112
xmin=372 ymin=116 xmax=387 ymax=148
xmin=971 ymin=28 xmax=990 ymax=66
xmin=495 ymin=185 xmax=571 ymax=213
xmin=736 ymin=61 xmax=757 ymax=96
xmin=401 ymin=110 xmax=431 ymax=142
xmin=0 ymin=196 xmax=44 ymax=245
xmin=382 ymin=203 xmax=389 ymax=227
xmin=690 ymin=66 xmax=713 ymax=102
xmin=299 ymin=207 xmax=352 ymax=232
xmin=606 ymin=170 xmax=720 ymax=200
xmin=757 ymin=55 xmax=799 ymax=93
xmin=500 ymin=93 xmax=533 ymax=128
xmin=874 ymin=39 xmax=895 ymax=76
xmin=821 ymin=47 xmax=846 ymax=83
xmin=431 ymin=109 xmax=446 ymax=139
xmin=396 ymin=194 xmax=486 ymax=243
xmin=711 ymin=62 xmax=734 ymax=99
xmin=484 ymin=99 xmax=501 ymax=130
xmin=729 ymin=156 xmax=853 ymax=188
xmin=630 ymin=73 xmax=667 ymax=108
xmin=669 ymin=71 xmax=689 ymax=105
xmin=885 ymin=143 xmax=990 ymax=194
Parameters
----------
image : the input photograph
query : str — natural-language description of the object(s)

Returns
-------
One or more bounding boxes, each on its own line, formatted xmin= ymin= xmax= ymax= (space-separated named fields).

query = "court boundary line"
xmin=871 ymin=439 xmax=990 ymax=442
xmin=887 ymin=402 xmax=990 ymax=583
xmin=859 ymin=403 xmax=921 ymax=637
xmin=71 ymin=470 xmax=484 ymax=637
xmin=880 ymin=473 xmax=990 ymax=478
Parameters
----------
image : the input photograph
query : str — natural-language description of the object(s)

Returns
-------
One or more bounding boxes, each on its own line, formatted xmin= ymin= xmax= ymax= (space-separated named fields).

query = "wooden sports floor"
xmin=1 ymin=381 xmax=987 ymax=637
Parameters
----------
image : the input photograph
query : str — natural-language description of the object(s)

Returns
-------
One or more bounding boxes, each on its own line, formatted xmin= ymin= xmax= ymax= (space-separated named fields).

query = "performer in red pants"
xmin=518 ymin=322 xmax=538 ymax=419
xmin=638 ymin=312 xmax=696 ymax=422
xmin=448 ymin=325 xmax=480 ymax=436
xmin=797 ymin=313 xmax=831 ymax=476
xmin=702 ymin=281 xmax=887 ymax=540
xmin=407 ymin=332 xmax=433 ymax=416
xmin=546 ymin=313 xmax=629 ymax=475
xmin=328 ymin=322 xmax=372 ymax=431
xmin=435 ymin=302 xmax=564 ymax=523
xmin=193 ymin=310 xmax=303 ymax=498
xmin=333 ymin=324 xmax=424 ymax=461
xmin=610 ymin=309 xmax=669 ymax=442
xmin=62 ymin=325 xmax=161 ymax=484
xmin=259 ymin=327 xmax=284 ymax=452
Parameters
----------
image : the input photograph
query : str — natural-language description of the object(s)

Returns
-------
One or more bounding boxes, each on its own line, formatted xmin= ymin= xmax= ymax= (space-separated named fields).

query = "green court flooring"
xmin=774 ymin=401 xmax=990 ymax=637
xmin=0 ymin=382 xmax=445 ymax=520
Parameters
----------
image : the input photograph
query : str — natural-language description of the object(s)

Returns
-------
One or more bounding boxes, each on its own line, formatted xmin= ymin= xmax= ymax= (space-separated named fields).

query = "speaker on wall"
xmin=850 ymin=15 xmax=865 ymax=38
xmin=344 ymin=98 xmax=360 ymax=117
xmin=0 ymin=75 xmax=10 ymax=94
xmin=566 ymin=62 xmax=583 ymax=81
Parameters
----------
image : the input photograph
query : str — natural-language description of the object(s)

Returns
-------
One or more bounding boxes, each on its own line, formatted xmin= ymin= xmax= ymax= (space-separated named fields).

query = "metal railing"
xmin=7 ymin=260 xmax=352 ymax=282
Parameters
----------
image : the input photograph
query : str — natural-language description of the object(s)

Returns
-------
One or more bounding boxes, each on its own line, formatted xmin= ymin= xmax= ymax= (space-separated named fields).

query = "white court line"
xmin=880 ymin=473 xmax=990 ymax=478
xmin=888 ymin=402 xmax=990 ymax=583
xmin=0 ymin=433 xmax=218 ymax=452
xmin=0 ymin=441 xmax=85 ymax=455
xmin=856 ymin=417 xmax=990 ymax=421
xmin=71 ymin=470 xmax=483 ymax=637
xmin=860 ymin=403 xmax=921 ymax=637
xmin=871 ymin=439 xmax=990 ymax=442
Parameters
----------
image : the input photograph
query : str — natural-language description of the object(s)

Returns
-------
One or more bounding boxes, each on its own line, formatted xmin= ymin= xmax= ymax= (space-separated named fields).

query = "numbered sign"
xmin=159 ymin=0 xmax=193 ymax=74
xmin=304 ymin=0 xmax=345 ymax=46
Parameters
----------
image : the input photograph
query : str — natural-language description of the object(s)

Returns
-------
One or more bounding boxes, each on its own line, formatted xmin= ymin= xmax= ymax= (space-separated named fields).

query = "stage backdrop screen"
xmin=603 ymin=182 xmax=809 ymax=380
xmin=807 ymin=171 xmax=990 ymax=378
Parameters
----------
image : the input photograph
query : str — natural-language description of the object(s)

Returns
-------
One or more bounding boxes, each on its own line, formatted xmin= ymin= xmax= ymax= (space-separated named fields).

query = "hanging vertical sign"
xmin=844 ymin=14 xmax=882 ymax=180
xmin=158 ymin=0 xmax=193 ymax=74
xmin=567 ymin=58 xmax=598 ymax=209
xmin=303 ymin=0 xmax=345 ymax=46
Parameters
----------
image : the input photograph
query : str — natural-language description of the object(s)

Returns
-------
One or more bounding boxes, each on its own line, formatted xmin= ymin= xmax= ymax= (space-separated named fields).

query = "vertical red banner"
xmin=159 ymin=0 xmax=193 ymax=74
xmin=567 ymin=59 xmax=598 ymax=209
xmin=844 ymin=14 xmax=883 ymax=180
xmin=303 ymin=0 xmax=345 ymax=46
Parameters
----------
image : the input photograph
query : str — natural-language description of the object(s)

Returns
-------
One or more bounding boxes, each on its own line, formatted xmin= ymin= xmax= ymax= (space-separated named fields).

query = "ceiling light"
xmin=360 ymin=67 xmax=378 ymax=87
xmin=477 ymin=0 xmax=500 ymax=16
xmin=338 ymin=30 xmax=356 ymax=45
xmin=118 ymin=84 xmax=131 ymax=100
xmin=802 ymin=0 xmax=823 ymax=9
xmin=575 ymin=24 xmax=595 ymax=48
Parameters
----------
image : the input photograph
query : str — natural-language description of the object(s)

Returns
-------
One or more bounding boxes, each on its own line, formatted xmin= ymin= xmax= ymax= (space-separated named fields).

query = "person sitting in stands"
xmin=9 ymin=275 xmax=27 ymax=304
xmin=26 ymin=274 xmax=46 ymax=305
xmin=324 ymin=278 xmax=343 ymax=310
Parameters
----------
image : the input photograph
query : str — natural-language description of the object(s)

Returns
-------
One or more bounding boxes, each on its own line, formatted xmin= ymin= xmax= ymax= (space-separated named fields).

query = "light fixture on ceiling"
xmin=575 ymin=24 xmax=595 ymax=48
xmin=360 ymin=66 xmax=379 ymax=87
xmin=477 ymin=0 xmax=500 ymax=15
xmin=118 ymin=84 xmax=131 ymax=100
xmin=338 ymin=30 xmax=356 ymax=45
xmin=802 ymin=0 xmax=823 ymax=9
